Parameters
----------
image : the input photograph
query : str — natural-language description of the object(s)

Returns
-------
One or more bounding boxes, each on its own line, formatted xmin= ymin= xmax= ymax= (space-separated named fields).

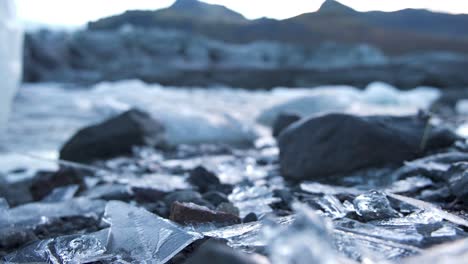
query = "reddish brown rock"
xmin=170 ymin=202 xmax=240 ymax=226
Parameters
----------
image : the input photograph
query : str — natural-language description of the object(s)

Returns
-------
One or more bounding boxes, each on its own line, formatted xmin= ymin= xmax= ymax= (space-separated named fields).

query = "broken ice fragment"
xmin=0 ymin=197 xmax=9 ymax=210
xmin=50 ymin=230 xmax=109 ymax=263
xmin=316 ymin=195 xmax=348 ymax=219
xmin=431 ymin=226 xmax=457 ymax=238
xmin=300 ymin=182 xmax=361 ymax=196
xmin=385 ymin=176 xmax=433 ymax=194
xmin=42 ymin=184 xmax=80 ymax=202
xmin=265 ymin=203 xmax=336 ymax=264
xmin=353 ymin=190 xmax=400 ymax=221
xmin=104 ymin=201 xmax=202 ymax=263
xmin=229 ymin=184 xmax=280 ymax=218
xmin=3 ymin=229 xmax=110 ymax=263
xmin=387 ymin=193 xmax=468 ymax=228
xmin=0 ymin=198 xmax=106 ymax=229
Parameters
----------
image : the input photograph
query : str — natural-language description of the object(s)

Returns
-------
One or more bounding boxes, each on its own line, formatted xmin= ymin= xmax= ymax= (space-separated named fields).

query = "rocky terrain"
xmin=23 ymin=0 xmax=468 ymax=88
xmin=1 ymin=81 xmax=468 ymax=263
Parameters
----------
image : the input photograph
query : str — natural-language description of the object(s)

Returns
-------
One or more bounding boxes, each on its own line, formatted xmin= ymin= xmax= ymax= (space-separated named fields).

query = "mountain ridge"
xmin=87 ymin=0 xmax=468 ymax=55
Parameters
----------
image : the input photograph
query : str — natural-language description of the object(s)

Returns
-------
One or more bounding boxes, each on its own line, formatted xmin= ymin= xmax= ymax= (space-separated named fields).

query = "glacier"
xmin=0 ymin=0 xmax=22 ymax=131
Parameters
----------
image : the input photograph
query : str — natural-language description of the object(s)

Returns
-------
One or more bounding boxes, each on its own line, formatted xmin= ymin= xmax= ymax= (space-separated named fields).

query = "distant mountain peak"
xmin=168 ymin=0 xmax=246 ymax=22
xmin=318 ymin=0 xmax=356 ymax=14
xmin=170 ymin=0 xmax=200 ymax=9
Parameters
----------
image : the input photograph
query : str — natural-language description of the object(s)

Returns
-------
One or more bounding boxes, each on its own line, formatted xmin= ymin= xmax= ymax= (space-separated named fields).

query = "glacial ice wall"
xmin=0 ymin=0 xmax=22 ymax=131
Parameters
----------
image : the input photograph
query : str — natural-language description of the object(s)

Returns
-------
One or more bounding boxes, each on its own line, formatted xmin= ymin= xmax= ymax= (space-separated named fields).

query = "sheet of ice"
xmin=0 ymin=0 xmax=22 ymax=131
xmin=103 ymin=201 xmax=202 ymax=263
xmin=0 ymin=198 xmax=106 ymax=228
xmin=258 ymin=82 xmax=440 ymax=126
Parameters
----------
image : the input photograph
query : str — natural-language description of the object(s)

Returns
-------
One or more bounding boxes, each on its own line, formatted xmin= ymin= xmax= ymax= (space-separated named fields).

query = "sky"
xmin=15 ymin=0 xmax=468 ymax=27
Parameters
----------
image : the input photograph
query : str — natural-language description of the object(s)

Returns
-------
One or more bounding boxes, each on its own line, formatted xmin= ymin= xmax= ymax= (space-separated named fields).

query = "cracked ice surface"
xmin=104 ymin=201 xmax=203 ymax=263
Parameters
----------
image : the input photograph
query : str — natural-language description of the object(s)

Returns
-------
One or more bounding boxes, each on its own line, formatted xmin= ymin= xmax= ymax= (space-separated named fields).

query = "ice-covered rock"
xmin=0 ymin=0 xmax=22 ymax=131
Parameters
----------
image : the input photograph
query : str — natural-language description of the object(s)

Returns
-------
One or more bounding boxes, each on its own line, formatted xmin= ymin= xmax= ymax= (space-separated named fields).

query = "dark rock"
xmin=132 ymin=186 xmax=167 ymax=203
xmin=184 ymin=240 xmax=260 ymax=264
xmin=279 ymin=113 xmax=458 ymax=181
xmin=30 ymin=168 xmax=87 ymax=201
xmin=82 ymin=184 xmax=132 ymax=201
xmin=0 ymin=178 xmax=34 ymax=207
xmin=271 ymin=189 xmax=294 ymax=211
xmin=217 ymin=184 xmax=234 ymax=195
xmin=353 ymin=190 xmax=400 ymax=221
xmin=164 ymin=190 xmax=214 ymax=208
xmin=170 ymin=202 xmax=241 ymax=226
xmin=32 ymin=216 xmax=101 ymax=240
xmin=272 ymin=112 xmax=301 ymax=138
xmin=243 ymin=212 xmax=258 ymax=223
xmin=60 ymin=109 xmax=166 ymax=163
xmin=447 ymin=162 xmax=468 ymax=203
xmin=188 ymin=166 xmax=221 ymax=193
xmin=0 ymin=227 xmax=37 ymax=252
xmin=202 ymin=191 xmax=229 ymax=206
xmin=216 ymin=202 xmax=240 ymax=216
xmin=141 ymin=201 xmax=169 ymax=218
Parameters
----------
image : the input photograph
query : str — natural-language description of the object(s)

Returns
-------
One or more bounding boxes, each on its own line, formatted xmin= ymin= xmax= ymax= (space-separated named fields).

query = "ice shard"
xmin=265 ymin=203 xmax=336 ymax=264
xmin=0 ymin=0 xmax=22 ymax=130
xmin=229 ymin=184 xmax=280 ymax=218
xmin=103 ymin=201 xmax=203 ymax=263
xmin=4 ymin=229 xmax=110 ymax=263
xmin=42 ymin=185 xmax=80 ymax=202
xmin=353 ymin=190 xmax=400 ymax=221
xmin=0 ymin=198 xmax=106 ymax=228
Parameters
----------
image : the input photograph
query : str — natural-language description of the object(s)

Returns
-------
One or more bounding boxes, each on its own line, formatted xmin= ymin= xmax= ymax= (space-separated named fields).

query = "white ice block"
xmin=0 ymin=0 xmax=22 ymax=131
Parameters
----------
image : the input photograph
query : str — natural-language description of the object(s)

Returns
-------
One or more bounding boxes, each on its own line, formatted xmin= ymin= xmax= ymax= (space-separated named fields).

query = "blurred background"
xmin=2 ymin=0 xmax=468 ymax=174
xmin=16 ymin=0 xmax=468 ymax=88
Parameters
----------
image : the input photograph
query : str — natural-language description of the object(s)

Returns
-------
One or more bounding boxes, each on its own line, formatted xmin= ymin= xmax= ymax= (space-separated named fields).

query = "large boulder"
xmin=272 ymin=112 xmax=301 ymax=138
xmin=60 ymin=109 xmax=166 ymax=163
xmin=279 ymin=113 xmax=458 ymax=181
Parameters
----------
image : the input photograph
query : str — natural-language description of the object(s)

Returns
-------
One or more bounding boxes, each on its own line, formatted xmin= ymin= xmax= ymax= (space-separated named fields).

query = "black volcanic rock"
xmin=278 ymin=113 xmax=458 ymax=181
xmin=60 ymin=109 xmax=166 ymax=163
